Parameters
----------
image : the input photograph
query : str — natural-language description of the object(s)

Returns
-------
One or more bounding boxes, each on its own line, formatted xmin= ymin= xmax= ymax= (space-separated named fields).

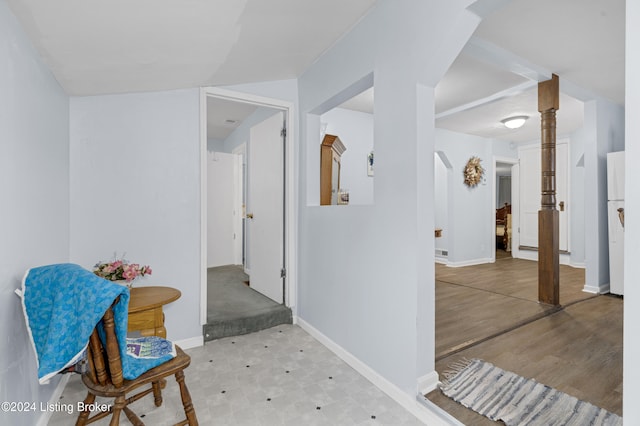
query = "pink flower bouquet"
xmin=93 ymin=257 xmax=152 ymax=283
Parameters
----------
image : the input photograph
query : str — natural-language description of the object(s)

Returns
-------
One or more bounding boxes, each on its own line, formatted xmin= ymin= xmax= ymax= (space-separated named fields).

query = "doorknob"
xmin=618 ymin=207 xmax=625 ymax=228
xmin=246 ymin=213 xmax=254 ymax=219
xmin=559 ymin=201 xmax=565 ymax=211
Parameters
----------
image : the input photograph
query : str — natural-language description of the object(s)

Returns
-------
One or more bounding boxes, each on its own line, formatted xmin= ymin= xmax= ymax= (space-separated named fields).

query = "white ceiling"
xmin=6 ymin=0 xmax=376 ymax=95
xmin=474 ymin=0 xmax=625 ymax=105
xmin=6 ymin=0 xmax=625 ymax=143
xmin=434 ymin=0 xmax=624 ymax=143
xmin=207 ymin=97 xmax=258 ymax=140
xmin=436 ymin=87 xmax=585 ymax=143
xmin=315 ymin=0 xmax=624 ymax=144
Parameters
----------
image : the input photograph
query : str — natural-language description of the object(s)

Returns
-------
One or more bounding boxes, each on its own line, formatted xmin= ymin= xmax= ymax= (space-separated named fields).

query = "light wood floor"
xmin=428 ymin=251 xmax=623 ymax=424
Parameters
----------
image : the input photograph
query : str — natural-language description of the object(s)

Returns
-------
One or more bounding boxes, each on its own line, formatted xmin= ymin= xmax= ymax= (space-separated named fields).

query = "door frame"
xmin=199 ymin=87 xmax=296 ymax=325
xmin=492 ymin=156 xmax=519 ymax=262
xmin=231 ymin=143 xmax=247 ymax=271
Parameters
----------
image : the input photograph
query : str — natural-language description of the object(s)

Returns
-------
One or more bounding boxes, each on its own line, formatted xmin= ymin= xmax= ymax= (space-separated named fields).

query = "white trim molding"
xmin=516 ymin=250 xmax=573 ymax=266
xmin=492 ymin=156 xmax=518 ymax=263
xmin=446 ymin=258 xmax=493 ymax=268
xmin=417 ymin=371 xmax=440 ymax=395
xmin=199 ymin=87 xmax=298 ymax=323
xmin=199 ymin=89 xmax=208 ymax=326
xmin=174 ymin=335 xmax=204 ymax=350
xmin=416 ymin=394 xmax=465 ymax=425
xmin=296 ymin=317 xmax=451 ymax=425
xmin=583 ymin=282 xmax=610 ymax=295
xmin=36 ymin=375 xmax=70 ymax=426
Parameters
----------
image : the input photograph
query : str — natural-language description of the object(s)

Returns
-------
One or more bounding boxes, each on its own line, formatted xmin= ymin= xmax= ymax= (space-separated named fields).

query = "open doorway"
xmin=428 ymin=39 xmax=617 ymax=418
xmin=200 ymin=88 xmax=296 ymax=341
xmin=494 ymin=159 xmax=516 ymax=260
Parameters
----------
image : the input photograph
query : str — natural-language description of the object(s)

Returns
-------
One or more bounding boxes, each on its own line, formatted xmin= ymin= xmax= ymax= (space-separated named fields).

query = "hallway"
xmin=428 ymin=257 xmax=623 ymax=424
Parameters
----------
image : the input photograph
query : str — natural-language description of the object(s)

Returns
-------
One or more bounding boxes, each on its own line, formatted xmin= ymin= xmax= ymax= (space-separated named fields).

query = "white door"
xmin=519 ymin=146 xmax=540 ymax=248
xmin=247 ymin=111 xmax=284 ymax=303
xmin=207 ymin=152 xmax=242 ymax=267
xmin=518 ymin=141 xmax=569 ymax=251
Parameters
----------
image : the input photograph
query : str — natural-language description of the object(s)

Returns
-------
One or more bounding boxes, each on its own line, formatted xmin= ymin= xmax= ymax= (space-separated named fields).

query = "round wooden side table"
xmin=127 ymin=286 xmax=181 ymax=338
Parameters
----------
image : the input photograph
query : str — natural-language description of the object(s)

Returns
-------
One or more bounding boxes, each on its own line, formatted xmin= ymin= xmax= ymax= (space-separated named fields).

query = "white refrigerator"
xmin=607 ymin=151 xmax=625 ymax=295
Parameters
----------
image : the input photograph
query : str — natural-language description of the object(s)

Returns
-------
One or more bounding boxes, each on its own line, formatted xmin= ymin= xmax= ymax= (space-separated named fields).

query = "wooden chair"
xmin=76 ymin=300 xmax=198 ymax=425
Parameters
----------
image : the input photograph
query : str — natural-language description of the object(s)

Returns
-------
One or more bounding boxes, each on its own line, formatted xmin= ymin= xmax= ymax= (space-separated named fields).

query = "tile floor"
xmin=49 ymin=325 xmax=425 ymax=425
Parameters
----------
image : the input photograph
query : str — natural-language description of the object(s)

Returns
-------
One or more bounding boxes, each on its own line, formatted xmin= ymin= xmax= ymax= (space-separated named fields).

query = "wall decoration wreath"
xmin=463 ymin=156 xmax=484 ymax=187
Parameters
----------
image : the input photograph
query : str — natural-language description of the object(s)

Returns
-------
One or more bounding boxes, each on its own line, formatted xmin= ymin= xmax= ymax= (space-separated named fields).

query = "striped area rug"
xmin=440 ymin=358 xmax=622 ymax=426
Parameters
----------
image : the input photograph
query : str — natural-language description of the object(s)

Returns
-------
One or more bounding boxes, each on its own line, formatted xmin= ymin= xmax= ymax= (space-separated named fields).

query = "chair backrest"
xmin=85 ymin=299 xmax=124 ymax=388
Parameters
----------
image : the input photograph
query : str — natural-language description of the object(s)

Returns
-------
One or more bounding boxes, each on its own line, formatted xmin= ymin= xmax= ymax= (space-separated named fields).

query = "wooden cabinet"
xmin=320 ymin=134 xmax=346 ymax=205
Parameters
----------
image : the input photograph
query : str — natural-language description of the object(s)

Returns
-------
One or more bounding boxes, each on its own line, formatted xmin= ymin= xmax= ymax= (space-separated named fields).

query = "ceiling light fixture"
xmin=501 ymin=115 xmax=529 ymax=129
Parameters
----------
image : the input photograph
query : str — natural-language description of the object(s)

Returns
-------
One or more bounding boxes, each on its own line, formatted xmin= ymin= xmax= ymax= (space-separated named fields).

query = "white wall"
xmin=433 ymin=127 xmax=589 ymax=269
xmin=625 ymin=1 xmax=640 ymax=422
xmin=434 ymin=129 xmax=517 ymax=265
xmin=0 ymin=1 xmax=70 ymax=424
xmin=207 ymin=137 xmax=224 ymax=152
xmin=69 ymin=89 xmax=202 ymax=342
xmin=320 ymin=107 xmax=374 ymax=205
xmin=583 ymin=99 xmax=625 ymax=293
xmin=297 ymin=0 xmax=480 ymax=401
xmin=569 ymin=126 xmax=587 ymax=266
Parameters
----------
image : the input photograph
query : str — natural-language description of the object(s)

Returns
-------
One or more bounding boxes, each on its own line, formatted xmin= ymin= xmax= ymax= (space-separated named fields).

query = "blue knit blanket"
xmin=22 ymin=263 xmax=175 ymax=384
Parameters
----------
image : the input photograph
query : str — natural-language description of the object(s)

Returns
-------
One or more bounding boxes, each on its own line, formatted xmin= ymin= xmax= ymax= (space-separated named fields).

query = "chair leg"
xmin=75 ymin=392 xmax=95 ymax=426
xmin=123 ymin=406 xmax=145 ymax=426
xmin=175 ymin=370 xmax=198 ymax=425
xmin=110 ymin=395 xmax=126 ymax=426
xmin=152 ymin=380 xmax=163 ymax=407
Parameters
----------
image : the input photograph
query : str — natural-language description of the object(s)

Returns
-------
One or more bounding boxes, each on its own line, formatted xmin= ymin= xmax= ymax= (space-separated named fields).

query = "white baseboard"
xmin=416 ymin=394 xmax=465 ymax=425
xmin=583 ymin=282 xmax=610 ymax=294
xmin=446 ymin=258 xmax=492 ymax=268
xmin=174 ymin=335 xmax=203 ymax=349
xmin=36 ymin=374 xmax=70 ymax=426
xmin=296 ymin=317 xmax=451 ymax=425
xmin=516 ymin=250 xmax=537 ymax=262
xmin=516 ymin=250 xmax=573 ymax=266
xmin=435 ymin=257 xmax=448 ymax=265
xmin=417 ymin=370 xmax=440 ymax=394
